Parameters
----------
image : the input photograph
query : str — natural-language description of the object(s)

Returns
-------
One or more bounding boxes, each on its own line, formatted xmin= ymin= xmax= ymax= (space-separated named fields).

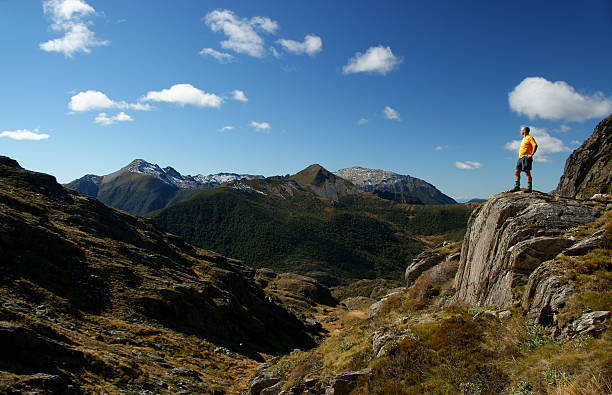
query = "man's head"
xmin=521 ymin=126 xmax=530 ymax=137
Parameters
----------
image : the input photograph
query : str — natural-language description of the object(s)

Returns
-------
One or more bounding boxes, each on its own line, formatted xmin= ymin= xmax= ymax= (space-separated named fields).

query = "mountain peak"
xmin=291 ymin=164 xmax=335 ymax=187
xmin=289 ymin=164 xmax=359 ymax=200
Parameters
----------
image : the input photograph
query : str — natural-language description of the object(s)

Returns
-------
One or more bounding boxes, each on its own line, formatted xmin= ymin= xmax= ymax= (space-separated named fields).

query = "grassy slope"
xmin=258 ymin=211 xmax=612 ymax=395
xmin=148 ymin=186 xmax=474 ymax=282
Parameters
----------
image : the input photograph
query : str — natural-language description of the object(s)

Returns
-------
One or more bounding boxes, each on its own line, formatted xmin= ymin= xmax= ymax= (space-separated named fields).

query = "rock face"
xmin=334 ymin=166 xmax=456 ymax=205
xmin=453 ymin=192 xmax=599 ymax=307
xmin=556 ymin=113 xmax=612 ymax=199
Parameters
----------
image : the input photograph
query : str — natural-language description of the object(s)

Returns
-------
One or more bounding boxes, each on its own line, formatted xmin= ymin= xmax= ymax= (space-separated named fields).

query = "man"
xmin=512 ymin=126 xmax=538 ymax=193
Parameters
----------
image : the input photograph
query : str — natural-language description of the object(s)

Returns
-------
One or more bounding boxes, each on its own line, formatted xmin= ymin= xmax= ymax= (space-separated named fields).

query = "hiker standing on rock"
xmin=512 ymin=126 xmax=538 ymax=193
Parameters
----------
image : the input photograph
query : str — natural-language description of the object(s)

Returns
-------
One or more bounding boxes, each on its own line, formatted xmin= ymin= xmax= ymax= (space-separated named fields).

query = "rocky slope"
xmin=0 ymin=156 xmax=314 ymax=393
xmin=556 ymin=113 xmax=612 ymax=199
xmin=334 ymin=166 xmax=456 ymax=205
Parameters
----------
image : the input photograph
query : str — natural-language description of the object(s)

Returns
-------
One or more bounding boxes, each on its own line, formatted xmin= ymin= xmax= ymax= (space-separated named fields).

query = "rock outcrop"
xmin=556 ymin=112 xmax=612 ymax=199
xmin=453 ymin=192 xmax=599 ymax=307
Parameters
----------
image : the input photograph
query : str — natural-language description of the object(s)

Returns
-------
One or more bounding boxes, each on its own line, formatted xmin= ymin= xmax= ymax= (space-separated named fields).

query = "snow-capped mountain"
xmin=64 ymin=159 xmax=264 ymax=216
xmin=100 ymin=159 xmax=263 ymax=190
xmin=334 ymin=166 xmax=456 ymax=205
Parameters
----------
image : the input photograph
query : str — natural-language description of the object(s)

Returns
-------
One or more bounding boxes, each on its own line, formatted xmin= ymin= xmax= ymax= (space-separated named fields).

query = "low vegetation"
xmin=149 ymin=187 xmax=474 ymax=282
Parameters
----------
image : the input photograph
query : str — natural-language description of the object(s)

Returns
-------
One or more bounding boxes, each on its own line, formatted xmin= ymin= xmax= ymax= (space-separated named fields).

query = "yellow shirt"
xmin=519 ymin=135 xmax=536 ymax=158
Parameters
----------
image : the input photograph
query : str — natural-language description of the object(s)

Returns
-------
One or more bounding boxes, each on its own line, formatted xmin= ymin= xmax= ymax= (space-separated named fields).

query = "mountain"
xmin=65 ymin=159 xmax=262 ymax=216
xmin=556 ymin=112 xmax=612 ymax=199
xmin=0 ymin=156 xmax=315 ymax=393
xmin=149 ymin=164 xmax=474 ymax=283
xmin=334 ymin=166 xmax=456 ymax=205
xmin=290 ymin=164 xmax=361 ymax=201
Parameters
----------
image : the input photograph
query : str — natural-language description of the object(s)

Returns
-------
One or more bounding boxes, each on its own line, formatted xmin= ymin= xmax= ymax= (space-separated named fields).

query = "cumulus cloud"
xmin=232 ymin=90 xmax=248 ymax=102
xmin=94 ymin=112 xmax=133 ymax=126
xmin=218 ymin=126 xmax=233 ymax=132
xmin=204 ymin=9 xmax=278 ymax=58
xmin=435 ymin=145 xmax=447 ymax=151
xmin=504 ymin=127 xmax=570 ymax=162
xmin=383 ymin=106 xmax=400 ymax=120
xmin=342 ymin=45 xmax=402 ymax=75
xmin=40 ymin=0 xmax=109 ymax=57
xmin=455 ymin=161 xmax=483 ymax=170
xmin=571 ymin=140 xmax=581 ymax=145
xmin=68 ymin=90 xmax=152 ymax=112
xmin=141 ymin=84 xmax=223 ymax=108
xmin=199 ymin=48 xmax=234 ymax=63
xmin=0 ymin=129 xmax=50 ymax=141
xmin=509 ymin=77 xmax=612 ymax=122
xmin=250 ymin=121 xmax=270 ymax=132
xmin=277 ymin=34 xmax=322 ymax=56
xmin=357 ymin=118 xmax=368 ymax=125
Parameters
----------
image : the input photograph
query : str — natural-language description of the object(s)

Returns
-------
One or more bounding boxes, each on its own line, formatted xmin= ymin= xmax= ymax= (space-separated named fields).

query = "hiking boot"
xmin=511 ymin=186 xmax=520 ymax=192
xmin=526 ymin=185 xmax=532 ymax=193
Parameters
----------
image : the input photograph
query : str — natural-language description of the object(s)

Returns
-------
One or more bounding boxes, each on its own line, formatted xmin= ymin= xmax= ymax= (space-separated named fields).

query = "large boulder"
xmin=556 ymin=113 xmax=612 ymax=199
xmin=453 ymin=192 xmax=599 ymax=307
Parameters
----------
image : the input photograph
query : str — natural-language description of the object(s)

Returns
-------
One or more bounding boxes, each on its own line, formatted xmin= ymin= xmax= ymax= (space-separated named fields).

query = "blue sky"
xmin=1 ymin=1 xmax=611 ymax=199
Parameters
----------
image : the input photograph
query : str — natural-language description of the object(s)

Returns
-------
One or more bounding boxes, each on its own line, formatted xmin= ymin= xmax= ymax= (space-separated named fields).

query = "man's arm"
xmin=529 ymin=137 xmax=538 ymax=157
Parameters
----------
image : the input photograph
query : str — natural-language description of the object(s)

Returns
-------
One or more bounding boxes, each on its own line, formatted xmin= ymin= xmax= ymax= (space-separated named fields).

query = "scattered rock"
xmin=260 ymin=380 xmax=287 ymax=394
xmin=405 ymin=251 xmax=444 ymax=285
xmin=372 ymin=327 xmax=402 ymax=358
xmin=562 ymin=311 xmax=611 ymax=338
xmin=563 ymin=230 xmax=605 ymax=256
xmin=250 ymin=372 xmax=282 ymax=395
xmin=214 ymin=347 xmax=235 ymax=357
xmin=324 ymin=368 xmax=372 ymax=395
xmin=340 ymin=296 xmax=373 ymax=310
xmin=498 ymin=310 xmax=512 ymax=319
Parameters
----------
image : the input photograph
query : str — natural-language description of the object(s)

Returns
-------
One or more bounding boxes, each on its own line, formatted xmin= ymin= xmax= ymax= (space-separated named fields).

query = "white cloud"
xmin=435 ymin=145 xmax=447 ymax=151
xmin=250 ymin=121 xmax=270 ymax=132
xmin=560 ymin=124 xmax=571 ymax=132
xmin=94 ymin=112 xmax=133 ymax=126
xmin=141 ymin=84 xmax=223 ymax=108
xmin=199 ymin=48 xmax=235 ymax=63
xmin=277 ymin=34 xmax=322 ymax=56
xmin=218 ymin=126 xmax=233 ymax=132
xmin=504 ymin=127 xmax=570 ymax=162
xmin=455 ymin=161 xmax=483 ymax=170
xmin=40 ymin=0 xmax=109 ymax=57
xmin=232 ymin=90 xmax=248 ymax=102
xmin=0 ymin=129 xmax=50 ymax=141
xmin=68 ymin=90 xmax=152 ymax=112
xmin=204 ymin=9 xmax=278 ymax=58
xmin=509 ymin=77 xmax=612 ymax=122
xmin=383 ymin=106 xmax=400 ymax=121
xmin=342 ymin=45 xmax=402 ymax=75
xmin=357 ymin=118 xmax=368 ymax=125
xmin=570 ymin=140 xmax=581 ymax=145
xmin=43 ymin=0 xmax=94 ymax=22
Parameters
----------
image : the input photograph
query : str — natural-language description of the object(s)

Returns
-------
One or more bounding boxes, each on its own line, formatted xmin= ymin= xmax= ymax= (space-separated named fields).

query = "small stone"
xmin=498 ymin=310 xmax=512 ymax=319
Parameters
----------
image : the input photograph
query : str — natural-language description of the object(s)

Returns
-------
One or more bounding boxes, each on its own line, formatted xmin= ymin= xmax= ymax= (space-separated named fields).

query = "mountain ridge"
xmin=334 ymin=166 xmax=456 ymax=205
